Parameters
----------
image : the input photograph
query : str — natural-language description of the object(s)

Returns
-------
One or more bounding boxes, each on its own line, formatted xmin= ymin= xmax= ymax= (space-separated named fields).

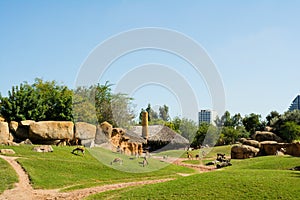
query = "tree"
xmin=266 ymin=111 xmax=280 ymax=126
xmin=145 ymin=104 xmax=158 ymax=122
xmin=242 ymin=113 xmax=263 ymax=135
xmin=0 ymin=78 xmax=73 ymax=121
xmin=94 ymin=82 xmax=114 ymax=125
xmin=73 ymin=86 xmax=97 ymax=124
xmin=270 ymin=110 xmax=300 ymax=142
xmin=111 ymin=93 xmax=135 ymax=128
xmin=191 ymin=123 xmax=219 ymax=148
xmin=280 ymin=121 xmax=300 ymax=142
xmin=159 ymin=104 xmax=170 ymax=121
xmin=178 ymin=118 xmax=198 ymax=142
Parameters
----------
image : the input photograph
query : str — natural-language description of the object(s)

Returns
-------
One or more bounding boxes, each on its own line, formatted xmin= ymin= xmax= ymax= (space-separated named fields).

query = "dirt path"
xmin=152 ymin=156 xmax=216 ymax=172
xmin=0 ymin=155 xmax=173 ymax=200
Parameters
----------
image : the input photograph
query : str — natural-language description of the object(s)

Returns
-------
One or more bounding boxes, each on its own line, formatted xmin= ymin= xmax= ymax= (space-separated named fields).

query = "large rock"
xmin=100 ymin=121 xmax=113 ymax=138
xmin=32 ymin=145 xmax=53 ymax=153
xmin=259 ymin=141 xmax=280 ymax=155
xmin=74 ymin=122 xmax=96 ymax=140
xmin=231 ymin=145 xmax=260 ymax=159
xmin=241 ymin=139 xmax=261 ymax=148
xmin=253 ymin=131 xmax=283 ymax=142
xmin=95 ymin=126 xmax=109 ymax=144
xmin=0 ymin=117 xmax=5 ymax=122
xmin=20 ymin=120 xmax=35 ymax=126
xmin=0 ymin=122 xmax=10 ymax=144
xmin=81 ymin=139 xmax=95 ymax=147
xmin=12 ymin=121 xmax=33 ymax=141
xmin=29 ymin=121 xmax=74 ymax=142
xmin=0 ymin=149 xmax=16 ymax=154
xmin=286 ymin=142 xmax=300 ymax=157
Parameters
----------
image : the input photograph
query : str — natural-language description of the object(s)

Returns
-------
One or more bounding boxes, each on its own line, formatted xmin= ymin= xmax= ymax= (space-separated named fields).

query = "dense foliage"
xmin=0 ymin=79 xmax=73 ymax=121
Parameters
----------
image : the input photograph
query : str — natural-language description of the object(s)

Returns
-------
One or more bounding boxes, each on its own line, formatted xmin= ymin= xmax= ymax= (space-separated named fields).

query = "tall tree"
xmin=94 ymin=82 xmax=114 ymax=125
xmin=266 ymin=111 xmax=280 ymax=126
xmin=145 ymin=103 xmax=158 ymax=122
xmin=159 ymin=104 xmax=170 ymax=121
xmin=242 ymin=113 xmax=263 ymax=135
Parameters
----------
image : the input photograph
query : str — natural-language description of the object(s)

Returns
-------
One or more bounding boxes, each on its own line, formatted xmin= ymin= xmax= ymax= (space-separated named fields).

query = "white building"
xmin=198 ymin=110 xmax=217 ymax=126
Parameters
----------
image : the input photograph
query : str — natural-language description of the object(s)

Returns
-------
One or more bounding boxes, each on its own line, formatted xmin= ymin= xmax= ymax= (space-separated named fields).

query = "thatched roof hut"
xmin=129 ymin=125 xmax=189 ymax=151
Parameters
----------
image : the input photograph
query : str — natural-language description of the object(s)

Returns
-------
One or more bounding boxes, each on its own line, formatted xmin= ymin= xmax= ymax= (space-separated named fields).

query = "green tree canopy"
xmin=0 ymin=78 xmax=73 ymax=121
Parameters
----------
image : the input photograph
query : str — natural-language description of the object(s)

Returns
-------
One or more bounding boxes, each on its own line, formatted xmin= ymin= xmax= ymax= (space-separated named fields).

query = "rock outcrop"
xmin=253 ymin=131 xmax=283 ymax=142
xmin=286 ymin=142 xmax=300 ymax=157
xmin=29 ymin=121 xmax=74 ymax=143
xmin=32 ymin=145 xmax=53 ymax=153
xmin=0 ymin=149 xmax=16 ymax=154
xmin=0 ymin=122 xmax=10 ymax=144
xmin=75 ymin=122 xmax=96 ymax=147
xmin=231 ymin=145 xmax=260 ymax=159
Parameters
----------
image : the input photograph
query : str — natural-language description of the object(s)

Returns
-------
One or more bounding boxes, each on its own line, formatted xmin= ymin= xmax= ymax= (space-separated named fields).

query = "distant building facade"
xmin=289 ymin=95 xmax=300 ymax=111
xmin=198 ymin=110 xmax=217 ymax=125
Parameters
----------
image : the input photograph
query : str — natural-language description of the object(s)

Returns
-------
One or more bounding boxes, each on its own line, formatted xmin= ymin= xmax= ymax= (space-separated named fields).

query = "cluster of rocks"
xmin=231 ymin=130 xmax=300 ymax=159
xmin=206 ymin=153 xmax=232 ymax=168
xmin=0 ymin=120 xmax=110 ymax=147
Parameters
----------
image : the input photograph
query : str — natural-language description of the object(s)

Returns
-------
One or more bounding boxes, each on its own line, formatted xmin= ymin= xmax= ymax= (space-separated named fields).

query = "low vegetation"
xmin=87 ymin=156 xmax=300 ymax=200
xmin=0 ymin=145 xmax=194 ymax=191
xmin=0 ymin=156 xmax=18 ymax=194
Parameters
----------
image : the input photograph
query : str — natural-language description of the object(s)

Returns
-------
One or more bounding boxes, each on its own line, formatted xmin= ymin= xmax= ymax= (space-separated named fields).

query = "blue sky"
xmin=1 ymin=0 xmax=300 ymax=121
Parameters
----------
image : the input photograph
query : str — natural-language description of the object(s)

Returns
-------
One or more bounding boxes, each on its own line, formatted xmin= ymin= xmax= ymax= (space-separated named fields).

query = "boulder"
xmin=253 ymin=131 xmax=283 ymax=142
xmin=0 ymin=122 xmax=10 ymax=144
xmin=0 ymin=149 xmax=16 ymax=154
xmin=81 ymin=139 xmax=95 ymax=147
xmin=95 ymin=126 xmax=109 ymax=144
xmin=264 ymin=126 xmax=273 ymax=132
xmin=32 ymin=145 xmax=53 ymax=153
xmin=9 ymin=121 xmax=18 ymax=133
xmin=20 ymin=139 xmax=33 ymax=145
xmin=241 ymin=139 xmax=261 ymax=148
xmin=231 ymin=145 xmax=260 ymax=159
xmin=259 ymin=141 xmax=279 ymax=155
xmin=20 ymin=120 xmax=35 ymax=126
xmin=100 ymin=121 xmax=113 ymax=138
xmin=286 ymin=142 xmax=300 ymax=157
xmin=74 ymin=122 xmax=96 ymax=140
xmin=0 ymin=117 xmax=5 ymax=122
xmin=13 ymin=121 xmax=32 ymax=141
xmin=29 ymin=121 xmax=74 ymax=142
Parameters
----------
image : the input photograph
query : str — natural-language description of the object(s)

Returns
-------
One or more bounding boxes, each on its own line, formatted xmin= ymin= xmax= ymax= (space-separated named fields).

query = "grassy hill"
xmin=87 ymin=155 xmax=300 ymax=200
xmin=0 ymin=145 xmax=194 ymax=191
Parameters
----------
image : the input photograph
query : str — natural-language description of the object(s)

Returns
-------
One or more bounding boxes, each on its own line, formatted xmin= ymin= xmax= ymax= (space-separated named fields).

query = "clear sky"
xmin=1 ymin=0 xmax=300 ymax=121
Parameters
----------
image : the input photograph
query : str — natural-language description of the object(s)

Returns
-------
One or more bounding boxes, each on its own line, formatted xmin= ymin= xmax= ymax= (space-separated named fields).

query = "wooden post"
xmin=142 ymin=111 xmax=149 ymax=140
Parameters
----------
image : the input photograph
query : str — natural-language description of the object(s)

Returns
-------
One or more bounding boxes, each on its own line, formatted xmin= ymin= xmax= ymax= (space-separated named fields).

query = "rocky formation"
xmin=0 ymin=122 xmax=10 ymax=144
xmin=75 ymin=122 xmax=96 ymax=147
xmin=0 ymin=149 xmax=16 ymax=154
xmin=231 ymin=145 xmax=260 ymax=159
xmin=286 ymin=142 xmax=300 ymax=157
xmin=29 ymin=121 xmax=74 ymax=143
xmin=32 ymin=145 xmax=53 ymax=153
xmin=253 ymin=131 xmax=283 ymax=142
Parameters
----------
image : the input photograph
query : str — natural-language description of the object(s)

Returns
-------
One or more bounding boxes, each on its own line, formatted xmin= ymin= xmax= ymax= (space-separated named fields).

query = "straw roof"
xmin=130 ymin=125 xmax=189 ymax=144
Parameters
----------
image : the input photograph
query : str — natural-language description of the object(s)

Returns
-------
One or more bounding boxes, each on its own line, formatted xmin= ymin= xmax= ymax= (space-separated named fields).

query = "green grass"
xmin=0 ymin=145 xmax=194 ymax=190
xmin=0 ymin=156 xmax=18 ymax=194
xmin=155 ymin=145 xmax=232 ymax=159
xmin=87 ymin=156 xmax=300 ymax=200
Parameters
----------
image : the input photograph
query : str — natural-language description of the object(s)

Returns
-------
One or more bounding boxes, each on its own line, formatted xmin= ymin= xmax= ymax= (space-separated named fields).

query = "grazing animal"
xmin=72 ymin=146 xmax=85 ymax=155
xmin=195 ymin=154 xmax=200 ymax=160
xmin=142 ymin=157 xmax=148 ymax=167
xmin=110 ymin=158 xmax=123 ymax=165
xmin=187 ymin=152 xmax=193 ymax=160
